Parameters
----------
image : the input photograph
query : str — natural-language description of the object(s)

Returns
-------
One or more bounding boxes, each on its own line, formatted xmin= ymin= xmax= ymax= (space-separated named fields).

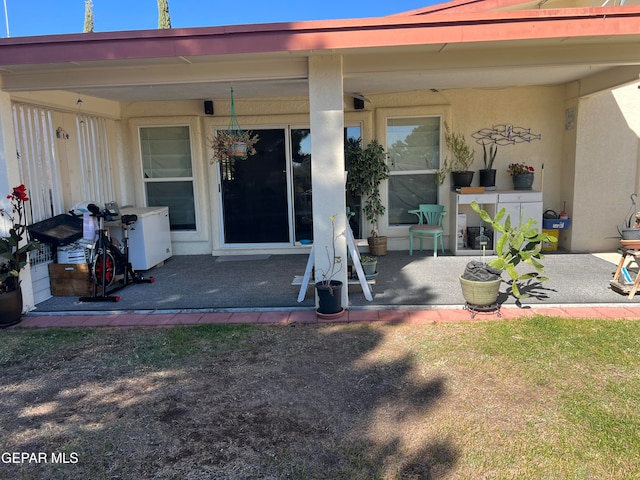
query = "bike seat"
xmin=121 ymin=214 xmax=138 ymax=225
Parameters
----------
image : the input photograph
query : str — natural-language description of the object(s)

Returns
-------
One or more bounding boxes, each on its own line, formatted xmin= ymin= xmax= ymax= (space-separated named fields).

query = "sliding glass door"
xmin=218 ymin=125 xmax=361 ymax=246
xmin=220 ymin=129 xmax=289 ymax=244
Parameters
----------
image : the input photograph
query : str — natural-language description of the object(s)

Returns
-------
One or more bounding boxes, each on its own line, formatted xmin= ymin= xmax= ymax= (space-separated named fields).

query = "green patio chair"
xmin=408 ymin=204 xmax=446 ymax=257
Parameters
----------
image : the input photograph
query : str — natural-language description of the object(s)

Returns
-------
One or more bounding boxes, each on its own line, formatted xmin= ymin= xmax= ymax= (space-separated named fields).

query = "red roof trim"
xmin=389 ymin=0 xmax=532 ymax=16
xmin=0 ymin=6 xmax=639 ymax=66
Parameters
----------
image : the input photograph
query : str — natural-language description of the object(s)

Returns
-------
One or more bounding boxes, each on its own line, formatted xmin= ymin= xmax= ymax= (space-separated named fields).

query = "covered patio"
xmin=1 ymin=0 xmax=640 ymax=317
xmin=30 ymin=250 xmax=635 ymax=314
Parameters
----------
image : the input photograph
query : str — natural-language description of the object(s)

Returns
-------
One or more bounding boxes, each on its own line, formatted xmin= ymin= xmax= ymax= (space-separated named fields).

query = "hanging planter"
xmin=229 ymin=141 xmax=248 ymax=157
xmin=210 ymin=87 xmax=259 ymax=163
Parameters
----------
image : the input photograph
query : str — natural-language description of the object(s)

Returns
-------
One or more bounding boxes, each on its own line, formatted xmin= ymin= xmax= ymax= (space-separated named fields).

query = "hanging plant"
xmin=209 ymin=87 xmax=260 ymax=163
xmin=210 ymin=129 xmax=259 ymax=163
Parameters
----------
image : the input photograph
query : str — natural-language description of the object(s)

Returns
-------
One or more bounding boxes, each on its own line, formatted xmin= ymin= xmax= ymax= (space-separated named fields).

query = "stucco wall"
xmin=370 ymin=86 xmax=566 ymax=248
xmin=7 ymin=84 xmax=580 ymax=256
xmin=572 ymin=83 xmax=640 ymax=252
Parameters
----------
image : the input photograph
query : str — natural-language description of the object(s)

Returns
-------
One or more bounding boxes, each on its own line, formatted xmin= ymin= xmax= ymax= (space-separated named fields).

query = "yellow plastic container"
xmin=542 ymin=229 xmax=559 ymax=251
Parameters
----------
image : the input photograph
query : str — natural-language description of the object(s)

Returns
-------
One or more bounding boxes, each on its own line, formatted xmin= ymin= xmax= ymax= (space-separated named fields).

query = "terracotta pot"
xmin=0 ymin=287 xmax=23 ymax=328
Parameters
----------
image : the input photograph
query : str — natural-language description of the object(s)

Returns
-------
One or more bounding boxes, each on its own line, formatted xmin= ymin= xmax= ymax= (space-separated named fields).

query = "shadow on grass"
xmin=0 ymin=324 xmax=458 ymax=479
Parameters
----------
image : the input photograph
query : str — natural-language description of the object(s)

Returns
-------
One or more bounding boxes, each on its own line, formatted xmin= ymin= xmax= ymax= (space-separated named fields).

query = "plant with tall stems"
xmin=315 ymin=213 xmax=343 ymax=293
xmin=0 ymin=184 xmax=40 ymax=293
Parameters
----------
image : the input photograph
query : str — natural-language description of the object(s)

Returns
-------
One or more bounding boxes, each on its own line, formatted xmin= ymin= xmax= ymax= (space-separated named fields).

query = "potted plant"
xmin=345 ymin=139 xmax=390 ymax=255
xmin=0 ymin=184 xmax=40 ymax=327
xmin=315 ymin=213 xmax=344 ymax=317
xmin=210 ymin=129 xmax=259 ymax=163
xmin=359 ymin=254 xmax=377 ymax=278
xmin=436 ymin=122 xmax=475 ymax=188
xmin=479 ymin=143 xmax=497 ymax=189
xmin=507 ymin=162 xmax=535 ymax=190
xmin=459 ymin=200 xmax=557 ymax=307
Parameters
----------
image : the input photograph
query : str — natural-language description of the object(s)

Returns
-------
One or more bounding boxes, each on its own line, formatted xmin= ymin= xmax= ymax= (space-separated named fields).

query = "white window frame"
xmin=130 ymin=116 xmax=208 ymax=244
xmin=375 ymin=105 xmax=451 ymax=235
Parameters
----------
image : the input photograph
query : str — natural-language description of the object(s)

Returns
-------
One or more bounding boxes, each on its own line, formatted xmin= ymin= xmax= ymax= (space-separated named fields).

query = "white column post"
xmin=308 ymin=55 xmax=348 ymax=307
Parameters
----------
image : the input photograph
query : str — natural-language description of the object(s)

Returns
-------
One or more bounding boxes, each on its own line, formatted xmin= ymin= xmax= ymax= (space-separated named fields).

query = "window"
xmin=386 ymin=117 xmax=440 ymax=225
xmin=12 ymin=103 xmax=63 ymax=223
xmin=344 ymin=126 xmax=363 ymax=238
xmin=291 ymin=128 xmax=312 ymax=242
xmin=140 ymin=126 xmax=196 ymax=230
xmin=290 ymin=125 xmax=362 ymax=241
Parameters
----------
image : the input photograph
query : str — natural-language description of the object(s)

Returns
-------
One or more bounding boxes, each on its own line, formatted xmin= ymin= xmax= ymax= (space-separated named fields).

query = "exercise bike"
xmin=79 ymin=203 xmax=154 ymax=302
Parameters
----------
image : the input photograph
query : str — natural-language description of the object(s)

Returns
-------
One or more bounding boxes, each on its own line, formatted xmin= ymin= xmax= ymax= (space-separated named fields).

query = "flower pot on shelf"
xmin=0 ymin=287 xmax=23 ymax=328
xmin=621 ymin=228 xmax=640 ymax=241
xmin=479 ymin=169 xmax=497 ymax=189
xmin=360 ymin=256 xmax=378 ymax=278
xmin=451 ymin=171 xmax=474 ymax=189
xmin=513 ymin=173 xmax=534 ymax=190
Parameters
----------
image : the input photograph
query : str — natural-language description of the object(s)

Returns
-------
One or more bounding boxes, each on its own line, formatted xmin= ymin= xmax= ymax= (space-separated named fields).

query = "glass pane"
xmin=388 ymin=174 xmax=438 ymax=225
xmin=140 ymin=126 xmax=193 ymax=178
xmin=146 ymin=181 xmax=196 ymax=230
xmin=292 ymin=129 xmax=313 ymax=242
xmin=387 ymin=117 xmax=440 ymax=172
xmin=221 ymin=129 xmax=289 ymax=243
xmin=291 ymin=126 xmax=362 ymax=241
xmin=345 ymin=126 xmax=362 ymax=238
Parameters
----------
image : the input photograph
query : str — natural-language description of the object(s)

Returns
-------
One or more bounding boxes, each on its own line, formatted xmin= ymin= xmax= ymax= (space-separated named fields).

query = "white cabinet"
xmin=451 ymin=191 xmax=543 ymax=256
xmin=450 ymin=192 xmax=498 ymax=256
xmin=497 ymin=191 xmax=543 ymax=244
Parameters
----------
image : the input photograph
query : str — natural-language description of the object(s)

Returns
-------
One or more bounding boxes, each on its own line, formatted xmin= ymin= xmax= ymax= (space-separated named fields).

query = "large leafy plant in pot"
xmin=464 ymin=200 xmax=557 ymax=300
xmin=345 ymin=139 xmax=390 ymax=255
xmin=0 ymin=184 xmax=40 ymax=327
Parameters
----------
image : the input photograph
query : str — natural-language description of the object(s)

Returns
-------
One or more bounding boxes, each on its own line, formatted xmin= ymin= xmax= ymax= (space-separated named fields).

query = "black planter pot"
xmin=451 ymin=171 xmax=474 ymax=189
xmin=479 ymin=169 xmax=496 ymax=189
xmin=315 ymin=280 xmax=343 ymax=315
xmin=0 ymin=287 xmax=23 ymax=328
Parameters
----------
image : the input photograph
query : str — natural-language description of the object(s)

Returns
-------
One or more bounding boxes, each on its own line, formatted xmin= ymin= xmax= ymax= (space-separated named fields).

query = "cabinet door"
xmin=496 ymin=201 xmax=544 ymax=247
xmin=521 ymin=202 xmax=543 ymax=230
xmin=497 ymin=202 xmax=543 ymax=227
xmin=498 ymin=202 xmax=521 ymax=226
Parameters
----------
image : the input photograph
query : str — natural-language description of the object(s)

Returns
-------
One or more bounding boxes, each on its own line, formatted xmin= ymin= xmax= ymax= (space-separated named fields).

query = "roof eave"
xmin=0 ymin=6 xmax=639 ymax=66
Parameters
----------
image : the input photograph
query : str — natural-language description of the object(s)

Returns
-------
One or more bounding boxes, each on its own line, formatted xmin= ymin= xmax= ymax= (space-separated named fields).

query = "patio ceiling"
xmin=1 ymin=39 xmax=636 ymax=103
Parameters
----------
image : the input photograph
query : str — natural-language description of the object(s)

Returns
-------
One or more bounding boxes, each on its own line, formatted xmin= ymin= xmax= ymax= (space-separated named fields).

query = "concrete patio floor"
xmin=14 ymin=249 xmax=640 ymax=328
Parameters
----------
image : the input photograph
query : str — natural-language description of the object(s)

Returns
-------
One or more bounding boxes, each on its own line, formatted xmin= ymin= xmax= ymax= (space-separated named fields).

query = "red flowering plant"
xmin=507 ymin=163 xmax=535 ymax=175
xmin=507 ymin=163 xmax=535 ymax=176
xmin=0 ymin=184 xmax=40 ymax=293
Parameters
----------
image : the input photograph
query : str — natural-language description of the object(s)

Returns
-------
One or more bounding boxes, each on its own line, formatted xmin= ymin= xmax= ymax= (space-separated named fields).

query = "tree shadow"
xmin=500 ymin=279 xmax=558 ymax=306
xmin=0 ymin=324 xmax=459 ymax=479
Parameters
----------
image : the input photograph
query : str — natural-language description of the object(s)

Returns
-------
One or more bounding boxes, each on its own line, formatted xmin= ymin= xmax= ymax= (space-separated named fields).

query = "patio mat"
xmin=216 ymin=255 xmax=271 ymax=262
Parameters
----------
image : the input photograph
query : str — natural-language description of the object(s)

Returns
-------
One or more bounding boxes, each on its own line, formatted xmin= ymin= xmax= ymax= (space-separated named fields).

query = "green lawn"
xmin=0 ymin=316 xmax=638 ymax=479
